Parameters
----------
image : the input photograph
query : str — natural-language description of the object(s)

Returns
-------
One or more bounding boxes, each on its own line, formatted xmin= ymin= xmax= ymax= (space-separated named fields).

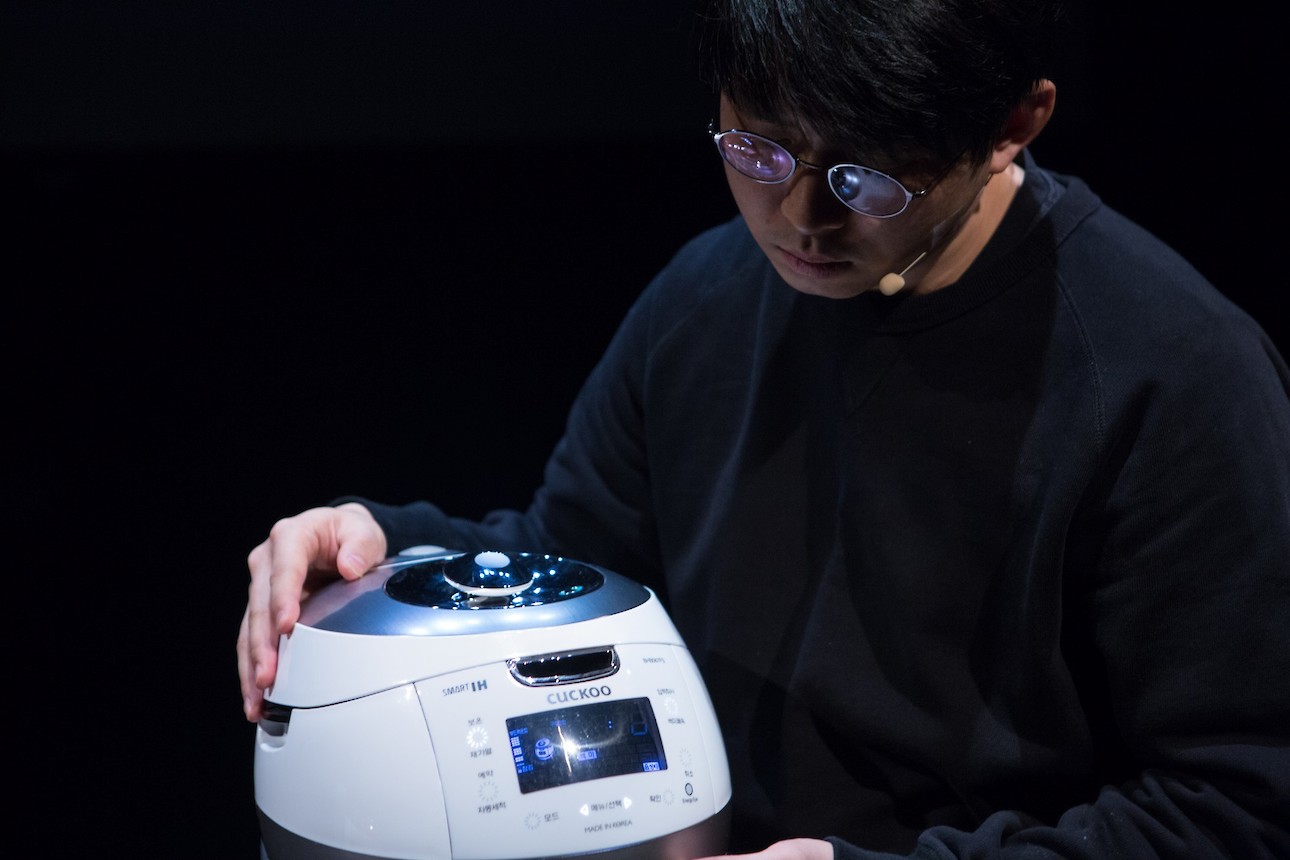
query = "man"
xmin=240 ymin=1 xmax=1290 ymax=856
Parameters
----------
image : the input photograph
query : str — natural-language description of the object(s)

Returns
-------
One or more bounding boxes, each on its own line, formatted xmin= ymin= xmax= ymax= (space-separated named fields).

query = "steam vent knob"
xmin=443 ymin=550 xmax=535 ymax=597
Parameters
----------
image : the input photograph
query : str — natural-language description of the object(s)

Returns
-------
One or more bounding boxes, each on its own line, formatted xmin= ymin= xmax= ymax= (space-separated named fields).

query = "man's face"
xmin=717 ymin=94 xmax=987 ymax=299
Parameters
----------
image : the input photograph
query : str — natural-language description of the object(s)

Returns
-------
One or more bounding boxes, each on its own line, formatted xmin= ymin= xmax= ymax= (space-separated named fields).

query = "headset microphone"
xmin=875 ymin=168 xmax=997 ymax=296
xmin=877 ymin=250 xmax=929 ymax=296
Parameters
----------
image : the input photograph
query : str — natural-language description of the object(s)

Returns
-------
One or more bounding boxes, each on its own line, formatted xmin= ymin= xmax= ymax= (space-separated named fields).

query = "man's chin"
xmin=775 ymin=265 xmax=871 ymax=299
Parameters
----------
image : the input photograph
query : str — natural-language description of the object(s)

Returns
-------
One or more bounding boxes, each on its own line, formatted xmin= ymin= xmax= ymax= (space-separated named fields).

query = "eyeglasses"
xmin=710 ymin=124 xmax=956 ymax=218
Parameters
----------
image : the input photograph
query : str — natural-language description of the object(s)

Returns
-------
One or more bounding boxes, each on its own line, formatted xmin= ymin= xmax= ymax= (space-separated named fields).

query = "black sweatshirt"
xmin=346 ymin=152 xmax=1290 ymax=858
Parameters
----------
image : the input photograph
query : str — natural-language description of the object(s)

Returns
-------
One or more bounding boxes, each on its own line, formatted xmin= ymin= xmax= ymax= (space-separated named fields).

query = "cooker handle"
xmin=507 ymin=646 xmax=621 ymax=686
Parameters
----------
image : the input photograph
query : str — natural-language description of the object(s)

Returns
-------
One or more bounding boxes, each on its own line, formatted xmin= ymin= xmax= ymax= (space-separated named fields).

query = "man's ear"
xmin=989 ymin=79 xmax=1057 ymax=173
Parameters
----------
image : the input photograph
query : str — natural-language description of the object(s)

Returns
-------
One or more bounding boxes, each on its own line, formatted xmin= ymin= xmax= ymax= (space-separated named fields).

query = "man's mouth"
xmin=778 ymin=247 xmax=853 ymax=278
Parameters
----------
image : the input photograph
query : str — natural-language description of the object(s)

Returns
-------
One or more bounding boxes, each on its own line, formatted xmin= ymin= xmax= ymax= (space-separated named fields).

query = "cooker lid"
xmin=296 ymin=550 xmax=652 ymax=636
xmin=388 ymin=550 xmax=601 ymax=607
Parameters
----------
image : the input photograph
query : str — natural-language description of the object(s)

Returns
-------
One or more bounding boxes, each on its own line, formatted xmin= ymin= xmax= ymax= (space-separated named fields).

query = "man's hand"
xmin=697 ymin=838 xmax=835 ymax=860
xmin=237 ymin=502 xmax=387 ymax=721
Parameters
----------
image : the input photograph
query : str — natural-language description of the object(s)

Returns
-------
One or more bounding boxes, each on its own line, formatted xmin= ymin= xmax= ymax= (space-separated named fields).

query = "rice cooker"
xmin=254 ymin=548 xmax=732 ymax=860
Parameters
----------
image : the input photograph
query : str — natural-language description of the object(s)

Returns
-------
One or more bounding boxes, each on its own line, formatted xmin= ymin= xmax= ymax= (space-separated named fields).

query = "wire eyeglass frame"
xmin=710 ymin=122 xmax=962 ymax=218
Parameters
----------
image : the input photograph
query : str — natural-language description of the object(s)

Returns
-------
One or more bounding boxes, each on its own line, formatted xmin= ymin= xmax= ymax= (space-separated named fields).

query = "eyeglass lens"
xmin=715 ymin=131 xmax=913 ymax=217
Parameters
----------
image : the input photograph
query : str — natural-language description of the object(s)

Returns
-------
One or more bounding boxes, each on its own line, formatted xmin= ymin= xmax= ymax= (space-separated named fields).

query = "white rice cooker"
xmin=254 ymin=548 xmax=732 ymax=860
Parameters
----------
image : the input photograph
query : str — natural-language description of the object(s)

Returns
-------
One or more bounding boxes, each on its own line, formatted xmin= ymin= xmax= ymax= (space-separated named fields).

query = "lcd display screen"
xmin=506 ymin=697 xmax=667 ymax=793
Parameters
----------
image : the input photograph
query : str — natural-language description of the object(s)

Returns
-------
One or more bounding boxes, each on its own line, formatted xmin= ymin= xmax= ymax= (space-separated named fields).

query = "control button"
xmin=397 ymin=545 xmax=449 ymax=557
xmin=476 ymin=551 xmax=509 ymax=567
xmin=685 ymin=783 xmax=694 ymax=796
xmin=466 ymin=726 xmax=489 ymax=749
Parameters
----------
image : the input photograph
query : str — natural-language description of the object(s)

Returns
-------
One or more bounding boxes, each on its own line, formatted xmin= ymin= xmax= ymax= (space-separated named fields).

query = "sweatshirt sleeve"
xmin=325 ymin=247 xmax=673 ymax=586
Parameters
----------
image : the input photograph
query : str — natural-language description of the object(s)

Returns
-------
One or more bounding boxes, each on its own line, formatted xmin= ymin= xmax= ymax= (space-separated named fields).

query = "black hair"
xmin=695 ymin=0 xmax=1065 ymax=167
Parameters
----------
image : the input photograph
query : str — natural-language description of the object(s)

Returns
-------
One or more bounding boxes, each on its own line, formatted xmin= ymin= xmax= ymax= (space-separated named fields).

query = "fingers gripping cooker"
xmin=254 ymin=549 xmax=732 ymax=860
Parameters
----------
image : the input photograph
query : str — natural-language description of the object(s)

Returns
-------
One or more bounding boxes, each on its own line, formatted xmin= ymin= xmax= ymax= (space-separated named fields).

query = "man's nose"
xmin=780 ymin=168 xmax=850 ymax=234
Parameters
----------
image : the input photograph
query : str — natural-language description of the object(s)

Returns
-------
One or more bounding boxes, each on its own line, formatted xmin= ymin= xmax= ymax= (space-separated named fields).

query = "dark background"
xmin=5 ymin=2 xmax=1281 ymax=857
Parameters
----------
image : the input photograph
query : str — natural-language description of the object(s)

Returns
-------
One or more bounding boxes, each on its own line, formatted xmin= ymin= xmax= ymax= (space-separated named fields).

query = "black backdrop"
xmin=5 ymin=2 xmax=1282 ymax=857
